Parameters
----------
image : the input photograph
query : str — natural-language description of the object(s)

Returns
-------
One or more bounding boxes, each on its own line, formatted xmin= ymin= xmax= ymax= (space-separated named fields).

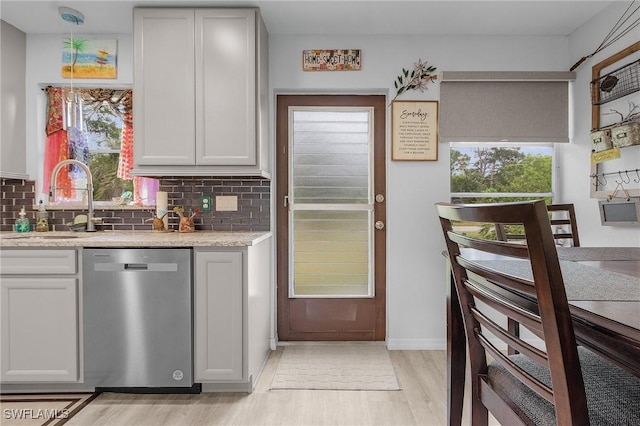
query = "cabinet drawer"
xmin=0 ymin=250 xmax=77 ymax=274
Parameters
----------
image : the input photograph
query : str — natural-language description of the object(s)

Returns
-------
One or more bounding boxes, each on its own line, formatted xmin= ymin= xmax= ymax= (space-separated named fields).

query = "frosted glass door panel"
xmin=289 ymin=108 xmax=374 ymax=297
xmin=293 ymin=210 xmax=370 ymax=296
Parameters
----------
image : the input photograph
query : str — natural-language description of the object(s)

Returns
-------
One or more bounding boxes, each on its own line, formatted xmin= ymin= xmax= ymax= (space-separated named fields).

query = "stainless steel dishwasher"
xmin=83 ymin=248 xmax=196 ymax=391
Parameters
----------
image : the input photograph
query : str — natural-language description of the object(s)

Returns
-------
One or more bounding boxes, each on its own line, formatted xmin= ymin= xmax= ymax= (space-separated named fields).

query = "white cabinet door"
xmin=134 ymin=8 xmax=262 ymax=171
xmin=133 ymin=8 xmax=196 ymax=165
xmin=0 ymin=21 xmax=28 ymax=179
xmin=196 ymin=9 xmax=256 ymax=166
xmin=194 ymin=251 xmax=244 ymax=381
xmin=1 ymin=277 xmax=78 ymax=382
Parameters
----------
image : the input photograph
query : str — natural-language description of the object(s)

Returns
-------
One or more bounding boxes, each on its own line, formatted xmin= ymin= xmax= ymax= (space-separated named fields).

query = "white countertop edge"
xmin=0 ymin=231 xmax=273 ymax=248
xmin=249 ymin=232 xmax=273 ymax=246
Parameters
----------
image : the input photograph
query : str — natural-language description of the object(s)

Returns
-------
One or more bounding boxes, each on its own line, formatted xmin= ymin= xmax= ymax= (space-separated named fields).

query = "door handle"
xmin=375 ymin=221 xmax=385 ymax=230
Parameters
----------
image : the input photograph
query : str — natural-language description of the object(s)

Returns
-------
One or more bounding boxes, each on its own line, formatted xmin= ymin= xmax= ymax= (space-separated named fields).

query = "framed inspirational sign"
xmin=391 ymin=100 xmax=438 ymax=161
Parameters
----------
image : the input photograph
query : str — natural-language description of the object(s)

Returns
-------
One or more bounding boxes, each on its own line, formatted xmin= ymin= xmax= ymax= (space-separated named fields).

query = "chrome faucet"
xmin=49 ymin=159 xmax=96 ymax=232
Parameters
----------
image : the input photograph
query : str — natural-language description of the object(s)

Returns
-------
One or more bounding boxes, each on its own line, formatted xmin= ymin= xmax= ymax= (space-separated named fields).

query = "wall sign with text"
xmin=302 ymin=49 xmax=362 ymax=71
xmin=391 ymin=101 xmax=438 ymax=161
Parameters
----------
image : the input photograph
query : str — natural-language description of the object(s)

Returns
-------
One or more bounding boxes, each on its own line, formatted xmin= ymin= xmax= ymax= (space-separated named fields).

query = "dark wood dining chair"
xmin=436 ymin=200 xmax=640 ymax=426
xmin=496 ymin=203 xmax=581 ymax=354
xmin=495 ymin=203 xmax=580 ymax=247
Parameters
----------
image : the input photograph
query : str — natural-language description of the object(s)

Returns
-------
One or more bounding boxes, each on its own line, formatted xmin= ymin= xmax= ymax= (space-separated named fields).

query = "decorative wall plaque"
xmin=302 ymin=49 xmax=361 ymax=71
xmin=391 ymin=100 xmax=438 ymax=161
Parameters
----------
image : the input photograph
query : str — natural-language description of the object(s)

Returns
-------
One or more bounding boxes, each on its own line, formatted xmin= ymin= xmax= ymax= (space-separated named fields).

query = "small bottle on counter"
xmin=14 ymin=207 xmax=31 ymax=233
xmin=36 ymin=200 xmax=49 ymax=232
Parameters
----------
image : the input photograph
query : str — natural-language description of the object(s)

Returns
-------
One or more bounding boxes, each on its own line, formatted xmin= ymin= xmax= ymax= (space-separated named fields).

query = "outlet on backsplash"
xmin=201 ymin=195 xmax=212 ymax=212
xmin=216 ymin=196 xmax=238 ymax=212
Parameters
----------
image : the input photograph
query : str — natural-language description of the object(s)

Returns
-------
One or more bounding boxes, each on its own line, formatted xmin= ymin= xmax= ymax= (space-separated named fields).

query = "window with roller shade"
xmin=439 ymin=72 xmax=571 ymax=239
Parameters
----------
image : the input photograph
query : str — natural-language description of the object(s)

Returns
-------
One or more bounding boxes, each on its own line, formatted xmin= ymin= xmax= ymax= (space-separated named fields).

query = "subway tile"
xmin=2 ymin=177 xmax=270 ymax=233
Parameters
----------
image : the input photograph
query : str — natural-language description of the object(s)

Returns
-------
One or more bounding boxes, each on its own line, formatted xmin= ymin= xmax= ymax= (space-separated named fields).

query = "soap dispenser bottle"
xmin=36 ymin=200 xmax=49 ymax=232
xmin=14 ymin=207 xmax=31 ymax=233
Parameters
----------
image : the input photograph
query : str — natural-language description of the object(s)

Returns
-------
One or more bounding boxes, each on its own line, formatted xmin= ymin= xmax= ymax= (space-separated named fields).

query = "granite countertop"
xmin=0 ymin=230 xmax=272 ymax=248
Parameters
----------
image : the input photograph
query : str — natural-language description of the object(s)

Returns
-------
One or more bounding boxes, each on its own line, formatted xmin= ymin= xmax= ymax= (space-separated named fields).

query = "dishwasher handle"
xmin=125 ymin=263 xmax=148 ymax=270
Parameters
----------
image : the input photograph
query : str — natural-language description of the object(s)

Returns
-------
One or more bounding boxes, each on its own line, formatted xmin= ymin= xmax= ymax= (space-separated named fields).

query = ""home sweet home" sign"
xmin=302 ymin=49 xmax=362 ymax=71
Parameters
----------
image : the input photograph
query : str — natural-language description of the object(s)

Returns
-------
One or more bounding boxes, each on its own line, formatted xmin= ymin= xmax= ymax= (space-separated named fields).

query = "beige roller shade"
xmin=439 ymin=71 xmax=575 ymax=143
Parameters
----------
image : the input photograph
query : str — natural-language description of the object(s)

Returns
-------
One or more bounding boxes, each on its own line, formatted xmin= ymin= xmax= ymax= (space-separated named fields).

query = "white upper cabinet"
xmin=196 ymin=9 xmax=255 ymax=166
xmin=134 ymin=9 xmax=196 ymax=166
xmin=1 ymin=21 xmax=28 ymax=180
xmin=133 ymin=8 xmax=269 ymax=177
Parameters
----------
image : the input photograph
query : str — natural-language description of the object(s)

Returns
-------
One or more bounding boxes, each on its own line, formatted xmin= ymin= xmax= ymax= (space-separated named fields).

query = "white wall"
xmin=268 ymin=4 xmax=640 ymax=349
xmin=564 ymin=2 xmax=640 ymax=247
xmin=270 ymin=34 xmax=571 ymax=349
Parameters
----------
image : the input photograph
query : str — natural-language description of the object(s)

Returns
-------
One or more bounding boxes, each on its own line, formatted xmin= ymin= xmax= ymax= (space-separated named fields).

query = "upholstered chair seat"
xmin=489 ymin=344 xmax=640 ymax=425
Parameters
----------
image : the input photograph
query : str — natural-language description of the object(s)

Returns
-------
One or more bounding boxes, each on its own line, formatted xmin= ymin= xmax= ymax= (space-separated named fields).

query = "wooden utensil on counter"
xmin=174 ymin=207 xmax=199 ymax=233
xmin=146 ymin=212 xmax=168 ymax=231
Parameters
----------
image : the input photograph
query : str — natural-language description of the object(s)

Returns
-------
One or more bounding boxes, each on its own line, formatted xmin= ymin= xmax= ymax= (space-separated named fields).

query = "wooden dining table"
xmin=445 ymin=246 xmax=640 ymax=426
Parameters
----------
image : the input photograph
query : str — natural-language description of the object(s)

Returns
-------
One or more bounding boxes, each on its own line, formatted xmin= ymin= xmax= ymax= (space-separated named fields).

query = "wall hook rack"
xmin=590 ymin=168 xmax=640 ymax=187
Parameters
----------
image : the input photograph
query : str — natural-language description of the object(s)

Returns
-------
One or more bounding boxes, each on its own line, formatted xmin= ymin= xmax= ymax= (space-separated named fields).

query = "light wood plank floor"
xmin=67 ymin=348 xmax=494 ymax=426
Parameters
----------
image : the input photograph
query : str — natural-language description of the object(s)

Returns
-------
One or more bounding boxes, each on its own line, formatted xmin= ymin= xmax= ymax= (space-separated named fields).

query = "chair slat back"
xmin=548 ymin=203 xmax=580 ymax=247
xmin=436 ymin=200 xmax=589 ymax=425
xmin=495 ymin=203 xmax=580 ymax=247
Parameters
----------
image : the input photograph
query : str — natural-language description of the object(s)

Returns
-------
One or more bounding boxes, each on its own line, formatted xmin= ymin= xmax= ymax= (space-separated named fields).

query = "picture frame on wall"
xmin=391 ymin=100 xmax=438 ymax=161
xmin=62 ymin=38 xmax=117 ymax=79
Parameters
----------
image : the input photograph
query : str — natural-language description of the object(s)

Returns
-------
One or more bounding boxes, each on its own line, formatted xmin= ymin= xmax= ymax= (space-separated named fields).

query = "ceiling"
xmin=0 ymin=0 xmax=615 ymax=36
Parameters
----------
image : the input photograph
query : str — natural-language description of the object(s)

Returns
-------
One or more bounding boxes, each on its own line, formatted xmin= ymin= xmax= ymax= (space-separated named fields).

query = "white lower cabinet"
xmin=0 ymin=250 xmax=79 ymax=382
xmin=194 ymin=237 xmax=271 ymax=392
xmin=194 ymin=251 xmax=244 ymax=381
xmin=0 ymin=239 xmax=272 ymax=392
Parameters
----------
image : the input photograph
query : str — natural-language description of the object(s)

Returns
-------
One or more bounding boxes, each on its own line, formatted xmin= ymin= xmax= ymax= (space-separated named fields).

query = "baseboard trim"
xmin=200 ymin=379 xmax=253 ymax=393
xmin=271 ymin=339 xmax=448 ymax=351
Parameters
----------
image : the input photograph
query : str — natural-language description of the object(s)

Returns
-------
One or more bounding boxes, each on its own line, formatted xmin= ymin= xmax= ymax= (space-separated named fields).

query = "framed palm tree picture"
xmin=62 ymin=38 xmax=117 ymax=79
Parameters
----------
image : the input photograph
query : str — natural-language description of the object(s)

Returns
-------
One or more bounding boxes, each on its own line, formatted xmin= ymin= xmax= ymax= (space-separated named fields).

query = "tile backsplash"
xmin=160 ymin=176 xmax=270 ymax=231
xmin=1 ymin=179 xmax=36 ymax=232
xmin=1 ymin=177 xmax=270 ymax=232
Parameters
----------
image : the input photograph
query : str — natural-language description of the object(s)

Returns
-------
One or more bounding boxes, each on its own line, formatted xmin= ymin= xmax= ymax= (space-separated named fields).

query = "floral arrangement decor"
xmin=391 ymin=59 xmax=437 ymax=102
